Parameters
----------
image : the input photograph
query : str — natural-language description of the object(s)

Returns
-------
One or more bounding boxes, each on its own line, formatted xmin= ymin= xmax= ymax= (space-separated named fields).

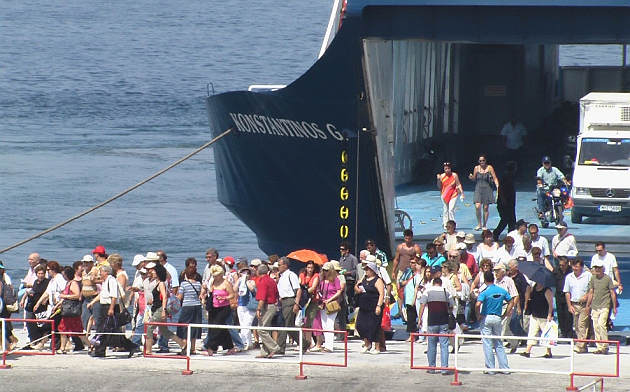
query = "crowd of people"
xmin=0 ymin=230 xmax=623 ymax=374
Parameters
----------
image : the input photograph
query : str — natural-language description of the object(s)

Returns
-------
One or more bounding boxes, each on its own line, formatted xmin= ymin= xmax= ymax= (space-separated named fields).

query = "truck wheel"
xmin=571 ymin=212 xmax=582 ymax=224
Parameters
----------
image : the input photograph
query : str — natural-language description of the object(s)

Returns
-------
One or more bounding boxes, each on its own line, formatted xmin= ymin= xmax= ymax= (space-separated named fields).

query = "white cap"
xmin=132 ymin=254 xmax=144 ymax=266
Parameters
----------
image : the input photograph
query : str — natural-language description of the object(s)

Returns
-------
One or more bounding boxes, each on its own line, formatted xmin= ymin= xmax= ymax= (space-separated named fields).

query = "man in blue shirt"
xmin=535 ymin=156 xmax=570 ymax=216
xmin=421 ymin=243 xmax=446 ymax=268
xmin=476 ymin=271 xmax=514 ymax=374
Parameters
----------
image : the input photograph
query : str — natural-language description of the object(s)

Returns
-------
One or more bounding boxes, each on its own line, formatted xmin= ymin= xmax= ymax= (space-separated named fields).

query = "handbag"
xmin=246 ymin=289 xmax=259 ymax=312
xmin=443 ymin=289 xmax=457 ymax=330
xmin=35 ymin=309 xmax=51 ymax=327
xmin=381 ymin=304 xmax=391 ymax=331
xmin=166 ymin=292 xmax=182 ymax=315
xmin=61 ymin=299 xmax=82 ymax=317
xmin=325 ymin=300 xmax=340 ymax=315
xmin=116 ymin=304 xmax=132 ymax=326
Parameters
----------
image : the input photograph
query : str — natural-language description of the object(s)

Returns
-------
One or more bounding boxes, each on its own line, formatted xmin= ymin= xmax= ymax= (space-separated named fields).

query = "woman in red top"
xmin=297 ymin=261 xmax=320 ymax=352
xmin=57 ymin=265 xmax=89 ymax=354
xmin=437 ymin=162 xmax=464 ymax=229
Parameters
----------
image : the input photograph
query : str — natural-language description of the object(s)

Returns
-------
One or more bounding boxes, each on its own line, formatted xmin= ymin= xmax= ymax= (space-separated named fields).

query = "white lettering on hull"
xmin=229 ymin=112 xmax=345 ymax=141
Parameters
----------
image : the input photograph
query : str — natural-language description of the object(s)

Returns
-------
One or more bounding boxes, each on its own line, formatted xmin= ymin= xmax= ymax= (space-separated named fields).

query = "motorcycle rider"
xmin=535 ymin=156 xmax=570 ymax=218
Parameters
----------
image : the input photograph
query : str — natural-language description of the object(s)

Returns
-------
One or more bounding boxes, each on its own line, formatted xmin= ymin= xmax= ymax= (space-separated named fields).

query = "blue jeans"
xmin=481 ymin=315 xmax=509 ymax=370
xmin=225 ymin=309 xmax=244 ymax=350
xmin=427 ymin=324 xmax=450 ymax=372
xmin=131 ymin=313 xmax=145 ymax=347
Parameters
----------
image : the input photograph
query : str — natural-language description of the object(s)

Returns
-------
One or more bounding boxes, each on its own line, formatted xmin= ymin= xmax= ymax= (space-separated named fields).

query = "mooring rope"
xmin=0 ymin=128 xmax=234 ymax=254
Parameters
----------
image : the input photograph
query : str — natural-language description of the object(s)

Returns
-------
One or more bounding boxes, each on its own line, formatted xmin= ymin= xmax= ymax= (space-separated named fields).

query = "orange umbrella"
xmin=286 ymin=249 xmax=329 ymax=265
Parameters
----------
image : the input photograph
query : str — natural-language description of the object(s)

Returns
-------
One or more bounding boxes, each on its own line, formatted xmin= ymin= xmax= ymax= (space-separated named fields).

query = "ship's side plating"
xmin=206 ymin=20 xmax=392 ymax=257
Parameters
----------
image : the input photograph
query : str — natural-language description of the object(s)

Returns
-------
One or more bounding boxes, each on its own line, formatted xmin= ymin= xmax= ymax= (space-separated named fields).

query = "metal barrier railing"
xmin=297 ymin=327 xmax=348 ymax=380
xmin=566 ymin=339 xmax=620 ymax=391
xmin=410 ymin=332 xmax=620 ymax=389
xmin=575 ymin=377 xmax=604 ymax=392
xmin=144 ymin=320 xmax=348 ymax=379
xmin=409 ymin=332 xmax=462 ymax=386
xmin=1 ymin=318 xmax=56 ymax=369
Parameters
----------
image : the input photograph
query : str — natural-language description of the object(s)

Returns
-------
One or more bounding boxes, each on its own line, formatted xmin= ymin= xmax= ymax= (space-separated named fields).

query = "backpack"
xmin=1 ymin=277 xmax=18 ymax=313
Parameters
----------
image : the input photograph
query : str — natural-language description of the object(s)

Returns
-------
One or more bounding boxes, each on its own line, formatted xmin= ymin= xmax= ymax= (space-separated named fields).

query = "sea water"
xmin=0 ymin=0 xmax=625 ymax=278
xmin=0 ymin=0 xmax=330 ymax=277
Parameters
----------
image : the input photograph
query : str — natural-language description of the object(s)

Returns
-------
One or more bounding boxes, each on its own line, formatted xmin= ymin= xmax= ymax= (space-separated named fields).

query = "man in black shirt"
xmin=493 ymin=161 xmax=517 ymax=241
xmin=553 ymin=256 xmax=573 ymax=338
xmin=507 ymin=258 xmax=530 ymax=352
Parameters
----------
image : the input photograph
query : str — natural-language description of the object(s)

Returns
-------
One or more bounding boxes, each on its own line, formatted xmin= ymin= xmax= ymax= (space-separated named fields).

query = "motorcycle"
xmin=535 ymin=184 xmax=572 ymax=228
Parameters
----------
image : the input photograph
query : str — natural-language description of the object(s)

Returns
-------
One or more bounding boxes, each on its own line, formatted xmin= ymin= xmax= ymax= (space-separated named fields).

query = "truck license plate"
xmin=599 ymin=205 xmax=622 ymax=212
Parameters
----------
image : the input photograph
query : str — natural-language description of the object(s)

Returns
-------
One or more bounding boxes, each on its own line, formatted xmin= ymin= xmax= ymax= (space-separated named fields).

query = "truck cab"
xmin=571 ymin=93 xmax=630 ymax=223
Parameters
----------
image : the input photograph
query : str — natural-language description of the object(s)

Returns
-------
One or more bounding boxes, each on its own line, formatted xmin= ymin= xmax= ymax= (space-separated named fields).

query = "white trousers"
xmin=442 ymin=197 xmax=458 ymax=227
xmin=320 ymin=310 xmax=338 ymax=351
xmin=237 ymin=306 xmax=256 ymax=348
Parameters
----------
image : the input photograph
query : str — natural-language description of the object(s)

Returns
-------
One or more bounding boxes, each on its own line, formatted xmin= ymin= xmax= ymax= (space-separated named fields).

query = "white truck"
xmin=570 ymin=92 xmax=630 ymax=223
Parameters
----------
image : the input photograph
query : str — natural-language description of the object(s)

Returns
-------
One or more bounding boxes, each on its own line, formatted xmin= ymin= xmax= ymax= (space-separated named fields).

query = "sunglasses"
xmin=479 ymin=159 xmax=486 ymax=163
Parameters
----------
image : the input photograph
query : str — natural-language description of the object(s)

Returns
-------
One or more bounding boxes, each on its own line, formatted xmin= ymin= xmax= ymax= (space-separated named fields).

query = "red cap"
xmin=92 ymin=245 xmax=106 ymax=254
xmin=224 ymin=256 xmax=235 ymax=266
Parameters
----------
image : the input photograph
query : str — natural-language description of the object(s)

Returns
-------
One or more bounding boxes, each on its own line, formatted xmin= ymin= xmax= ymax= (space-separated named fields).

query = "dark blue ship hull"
xmin=206 ymin=21 xmax=392 ymax=258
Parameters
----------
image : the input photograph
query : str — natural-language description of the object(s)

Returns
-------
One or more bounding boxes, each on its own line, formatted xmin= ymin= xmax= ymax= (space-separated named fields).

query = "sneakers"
xmin=369 ymin=348 xmax=381 ymax=355
xmin=519 ymin=352 xmax=530 ymax=358
xmin=542 ymin=353 xmax=553 ymax=358
xmin=360 ymin=346 xmax=370 ymax=354
xmin=593 ymin=349 xmax=609 ymax=355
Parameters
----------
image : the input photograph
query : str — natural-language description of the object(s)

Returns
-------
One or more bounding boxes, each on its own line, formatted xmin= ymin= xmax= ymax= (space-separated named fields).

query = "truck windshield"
xmin=578 ymin=138 xmax=630 ymax=166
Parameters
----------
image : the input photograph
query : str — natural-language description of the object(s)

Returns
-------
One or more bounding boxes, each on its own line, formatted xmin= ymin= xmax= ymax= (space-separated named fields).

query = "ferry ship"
xmin=205 ymin=0 xmax=630 ymax=258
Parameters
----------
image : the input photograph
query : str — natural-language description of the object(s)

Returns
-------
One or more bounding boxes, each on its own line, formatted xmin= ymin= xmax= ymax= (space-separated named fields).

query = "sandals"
xmin=474 ymin=225 xmax=481 ymax=231
xmin=225 ymin=348 xmax=238 ymax=356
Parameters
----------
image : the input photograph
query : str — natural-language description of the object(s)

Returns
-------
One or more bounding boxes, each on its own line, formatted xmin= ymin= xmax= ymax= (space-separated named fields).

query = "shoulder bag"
xmin=443 ymin=289 xmax=457 ymax=330
xmin=60 ymin=282 xmax=82 ymax=317
xmin=1 ymin=278 xmax=18 ymax=313
xmin=323 ymin=281 xmax=341 ymax=315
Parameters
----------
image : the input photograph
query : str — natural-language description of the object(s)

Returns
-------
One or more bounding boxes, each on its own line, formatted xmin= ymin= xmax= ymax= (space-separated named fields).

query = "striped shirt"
xmin=179 ymin=280 xmax=202 ymax=307
xmin=420 ymin=285 xmax=455 ymax=326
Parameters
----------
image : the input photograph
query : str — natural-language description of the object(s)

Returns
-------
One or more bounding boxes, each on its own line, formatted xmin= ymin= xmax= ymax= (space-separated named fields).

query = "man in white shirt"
xmin=500 ymin=114 xmax=527 ymax=172
xmin=276 ymin=257 xmax=304 ymax=354
xmin=495 ymin=236 xmax=517 ymax=267
xmin=564 ymin=258 xmax=592 ymax=353
xmin=551 ymin=221 xmax=577 ymax=259
xmin=528 ymin=224 xmax=551 ymax=266
xmin=88 ymin=265 xmax=138 ymax=357
xmin=501 ymin=115 xmax=527 ymax=151
xmin=202 ymin=248 xmax=220 ymax=282
xmin=507 ymin=219 xmax=528 ymax=252
xmin=157 ymin=250 xmax=178 ymax=294
xmin=21 ymin=253 xmax=41 ymax=333
xmin=591 ymin=242 xmax=622 ymax=292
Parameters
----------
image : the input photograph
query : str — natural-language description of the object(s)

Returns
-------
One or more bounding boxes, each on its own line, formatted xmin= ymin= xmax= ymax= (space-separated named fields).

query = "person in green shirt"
xmin=586 ymin=260 xmax=617 ymax=354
